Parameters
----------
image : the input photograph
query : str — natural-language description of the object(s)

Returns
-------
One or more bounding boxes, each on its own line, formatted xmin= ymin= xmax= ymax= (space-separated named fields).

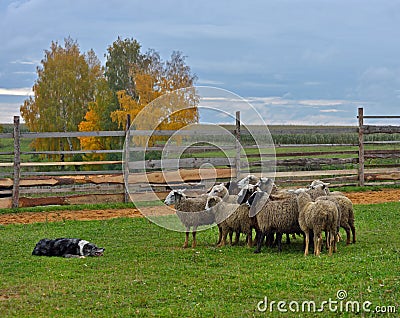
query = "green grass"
xmin=0 ymin=202 xmax=399 ymax=317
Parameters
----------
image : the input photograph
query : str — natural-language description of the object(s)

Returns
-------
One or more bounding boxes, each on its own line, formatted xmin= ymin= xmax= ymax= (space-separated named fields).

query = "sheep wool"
xmin=297 ymin=191 xmax=339 ymax=256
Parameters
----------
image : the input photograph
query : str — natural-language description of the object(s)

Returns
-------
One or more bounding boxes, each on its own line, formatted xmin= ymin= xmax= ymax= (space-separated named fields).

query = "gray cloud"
xmin=1 ymin=0 xmax=399 ymax=125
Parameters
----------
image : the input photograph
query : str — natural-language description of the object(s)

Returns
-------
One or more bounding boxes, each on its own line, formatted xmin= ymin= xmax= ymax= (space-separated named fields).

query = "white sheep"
xmin=297 ymin=191 xmax=339 ymax=256
xmin=316 ymin=195 xmax=356 ymax=245
xmin=206 ymin=196 xmax=255 ymax=247
xmin=208 ymin=183 xmax=238 ymax=204
xmin=248 ymin=191 xmax=302 ymax=253
xmin=237 ymin=174 xmax=260 ymax=189
xmin=164 ymin=190 xmax=214 ymax=248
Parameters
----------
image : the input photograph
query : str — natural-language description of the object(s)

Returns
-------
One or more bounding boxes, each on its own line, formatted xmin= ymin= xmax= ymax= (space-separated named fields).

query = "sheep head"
xmin=164 ymin=189 xmax=186 ymax=205
xmin=237 ymin=174 xmax=259 ymax=188
xmin=205 ymin=196 xmax=222 ymax=210
xmin=208 ymin=183 xmax=228 ymax=198
xmin=237 ymin=184 xmax=259 ymax=204
xmin=256 ymin=177 xmax=278 ymax=193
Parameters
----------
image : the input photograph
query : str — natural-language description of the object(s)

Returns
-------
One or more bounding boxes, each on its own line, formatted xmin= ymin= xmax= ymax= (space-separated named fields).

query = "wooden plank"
xmin=127 ymin=168 xmax=235 ymax=184
xmin=22 ymin=149 xmax=123 ymax=155
xmin=124 ymin=114 xmax=131 ymax=203
xmin=245 ymin=150 xmax=358 ymax=158
xmin=362 ymin=115 xmax=400 ymax=119
xmin=365 ymin=153 xmax=400 ymax=159
xmin=20 ymin=170 xmax=122 ymax=176
xmin=128 ymin=157 xmax=234 ymax=170
xmin=365 ymin=172 xmax=400 ymax=181
xmin=12 ymin=116 xmax=20 ymax=208
xmin=242 ymin=127 xmax=358 ymax=134
xmin=20 ymin=131 xmax=126 ymax=138
xmin=17 ymin=183 xmax=124 ymax=194
xmin=234 ymin=111 xmax=241 ymax=182
xmin=358 ymin=108 xmax=365 ymax=186
xmin=0 ymin=133 xmax=13 ymax=138
xmin=0 ymin=160 xmax=122 ymax=167
xmin=249 ymin=158 xmax=358 ymax=167
xmin=273 ymin=158 xmax=358 ymax=166
xmin=362 ymin=125 xmax=400 ymax=134
xmin=128 ymin=146 xmax=236 ymax=152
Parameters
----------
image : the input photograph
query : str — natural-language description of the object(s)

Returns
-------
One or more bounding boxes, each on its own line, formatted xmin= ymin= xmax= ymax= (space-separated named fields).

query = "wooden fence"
xmin=0 ymin=108 xmax=399 ymax=208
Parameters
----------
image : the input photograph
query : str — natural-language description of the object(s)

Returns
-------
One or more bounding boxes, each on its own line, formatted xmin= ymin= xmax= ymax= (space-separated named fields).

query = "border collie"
xmin=32 ymin=238 xmax=105 ymax=258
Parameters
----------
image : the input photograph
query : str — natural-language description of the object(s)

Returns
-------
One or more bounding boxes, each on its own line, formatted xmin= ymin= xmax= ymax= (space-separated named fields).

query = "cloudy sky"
xmin=1 ymin=0 xmax=399 ymax=125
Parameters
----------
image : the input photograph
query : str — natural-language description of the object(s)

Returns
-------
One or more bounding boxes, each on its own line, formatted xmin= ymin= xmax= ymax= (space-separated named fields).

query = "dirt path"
xmin=0 ymin=189 xmax=399 ymax=225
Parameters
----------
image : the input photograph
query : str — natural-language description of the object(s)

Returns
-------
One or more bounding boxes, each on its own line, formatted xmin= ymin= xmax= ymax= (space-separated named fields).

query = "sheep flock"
xmin=164 ymin=175 xmax=356 ymax=256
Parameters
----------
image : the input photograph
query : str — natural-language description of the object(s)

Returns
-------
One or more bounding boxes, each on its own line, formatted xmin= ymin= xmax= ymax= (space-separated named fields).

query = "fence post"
xmin=124 ymin=114 xmax=131 ymax=203
xmin=235 ymin=111 xmax=241 ymax=181
xmin=358 ymin=107 xmax=365 ymax=186
xmin=12 ymin=116 xmax=21 ymax=208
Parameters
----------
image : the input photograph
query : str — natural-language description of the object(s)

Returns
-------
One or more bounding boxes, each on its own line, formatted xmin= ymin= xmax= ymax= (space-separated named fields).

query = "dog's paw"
xmin=79 ymin=256 xmax=86 ymax=259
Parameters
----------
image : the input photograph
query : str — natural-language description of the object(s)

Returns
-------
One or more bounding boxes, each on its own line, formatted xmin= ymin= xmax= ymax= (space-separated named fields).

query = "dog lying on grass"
xmin=32 ymin=238 xmax=104 ymax=258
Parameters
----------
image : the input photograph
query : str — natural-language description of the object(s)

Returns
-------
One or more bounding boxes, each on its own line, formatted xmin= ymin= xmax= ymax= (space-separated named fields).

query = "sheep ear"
xmin=237 ymin=189 xmax=247 ymax=204
xmin=249 ymin=192 xmax=269 ymax=217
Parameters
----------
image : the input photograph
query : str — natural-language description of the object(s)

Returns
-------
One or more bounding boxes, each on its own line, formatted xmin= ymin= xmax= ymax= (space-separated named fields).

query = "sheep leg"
xmin=304 ymin=231 xmax=310 ymax=256
xmin=183 ymin=228 xmax=190 ymax=248
xmin=228 ymin=231 xmax=233 ymax=245
xmin=286 ymin=233 xmax=291 ymax=244
xmin=266 ymin=232 xmax=274 ymax=247
xmin=233 ymin=231 xmax=240 ymax=246
xmin=275 ymin=233 xmax=283 ymax=252
xmin=192 ymin=226 xmax=197 ymax=248
xmin=217 ymin=229 xmax=228 ymax=247
xmin=332 ymin=230 xmax=337 ymax=253
xmin=327 ymin=232 xmax=333 ymax=256
xmin=216 ymin=226 xmax=222 ymax=245
xmin=350 ymin=223 xmax=356 ymax=243
xmin=341 ymin=224 xmax=351 ymax=245
xmin=247 ymin=231 xmax=253 ymax=247
xmin=314 ymin=233 xmax=322 ymax=256
xmin=254 ymin=231 xmax=266 ymax=253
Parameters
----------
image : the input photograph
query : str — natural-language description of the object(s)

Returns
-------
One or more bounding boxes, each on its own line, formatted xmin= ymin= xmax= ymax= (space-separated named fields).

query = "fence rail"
xmin=0 ymin=107 xmax=399 ymax=208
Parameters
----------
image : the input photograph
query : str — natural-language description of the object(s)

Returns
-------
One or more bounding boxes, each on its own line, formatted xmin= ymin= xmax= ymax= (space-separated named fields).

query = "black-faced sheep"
xmin=164 ymin=190 xmax=214 ymax=248
xmin=297 ymin=191 xmax=339 ymax=256
xmin=206 ymin=196 xmax=255 ymax=247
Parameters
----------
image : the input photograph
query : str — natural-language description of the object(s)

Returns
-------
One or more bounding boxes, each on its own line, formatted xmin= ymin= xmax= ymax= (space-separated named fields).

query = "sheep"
xmin=164 ymin=190 xmax=214 ymax=248
xmin=316 ymin=195 xmax=356 ymax=245
xmin=297 ymin=191 xmax=339 ymax=256
xmin=208 ymin=183 xmax=238 ymax=204
xmin=306 ymin=184 xmax=329 ymax=200
xmin=309 ymin=180 xmax=344 ymax=196
xmin=237 ymin=184 xmax=259 ymax=204
xmin=237 ymin=174 xmax=260 ymax=189
xmin=249 ymin=191 xmax=302 ymax=253
xmin=206 ymin=196 xmax=255 ymax=247
xmin=223 ymin=180 xmax=240 ymax=195
xmin=256 ymin=177 xmax=279 ymax=194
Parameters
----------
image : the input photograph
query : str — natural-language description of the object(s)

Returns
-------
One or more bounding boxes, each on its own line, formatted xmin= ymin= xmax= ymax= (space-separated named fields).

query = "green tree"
xmin=20 ymin=37 xmax=103 ymax=158
xmin=104 ymin=37 xmax=142 ymax=99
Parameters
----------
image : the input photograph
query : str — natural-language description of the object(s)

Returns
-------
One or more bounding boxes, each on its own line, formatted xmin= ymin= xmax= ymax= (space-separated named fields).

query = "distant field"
xmin=0 ymin=202 xmax=399 ymax=317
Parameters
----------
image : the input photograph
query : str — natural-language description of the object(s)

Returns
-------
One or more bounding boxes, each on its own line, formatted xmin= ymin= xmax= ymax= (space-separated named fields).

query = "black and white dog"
xmin=32 ymin=238 xmax=105 ymax=258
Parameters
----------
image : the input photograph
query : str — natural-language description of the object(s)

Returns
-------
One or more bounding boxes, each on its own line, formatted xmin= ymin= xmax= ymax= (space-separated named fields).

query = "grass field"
xmin=0 ymin=202 xmax=399 ymax=317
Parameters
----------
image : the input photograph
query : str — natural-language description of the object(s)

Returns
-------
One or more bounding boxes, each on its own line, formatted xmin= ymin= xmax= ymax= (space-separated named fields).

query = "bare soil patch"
xmin=0 ymin=189 xmax=399 ymax=225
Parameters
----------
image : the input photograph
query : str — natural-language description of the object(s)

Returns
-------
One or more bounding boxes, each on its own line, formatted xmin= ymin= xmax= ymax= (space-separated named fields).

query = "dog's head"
xmin=81 ymin=242 xmax=105 ymax=257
